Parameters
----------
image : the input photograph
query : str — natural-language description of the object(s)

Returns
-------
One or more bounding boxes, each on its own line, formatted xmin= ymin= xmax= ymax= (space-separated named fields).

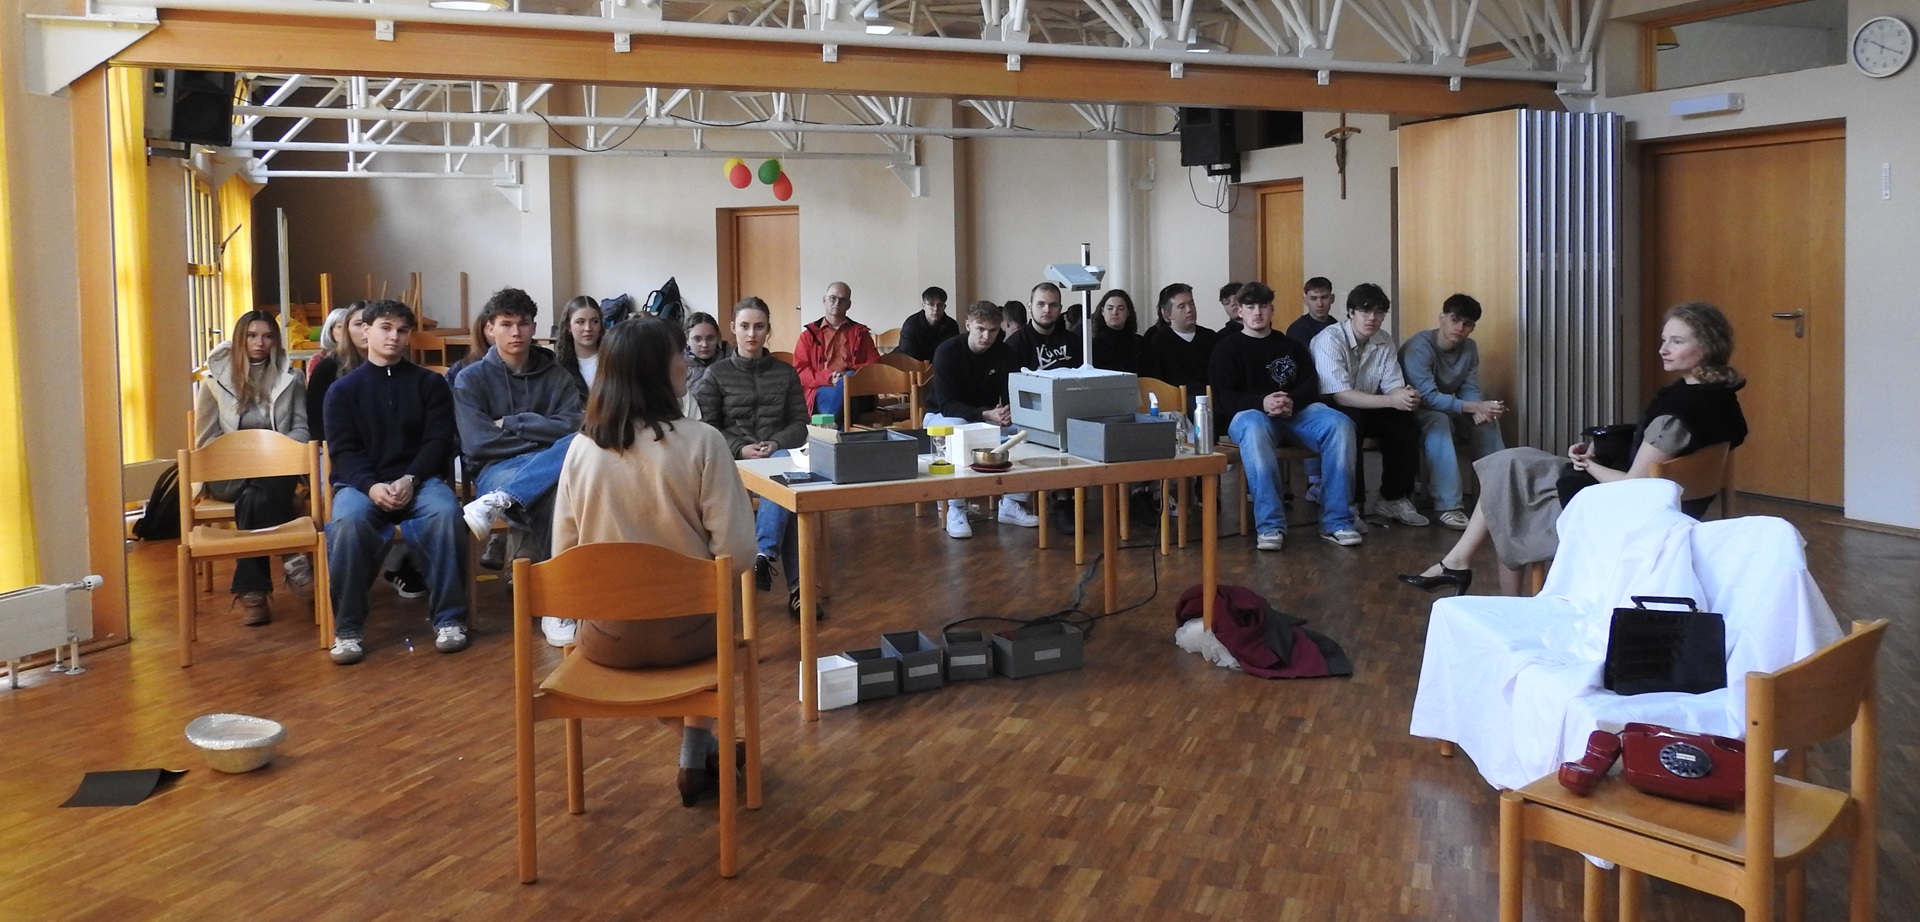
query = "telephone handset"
xmin=1556 ymin=722 xmax=1746 ymax=809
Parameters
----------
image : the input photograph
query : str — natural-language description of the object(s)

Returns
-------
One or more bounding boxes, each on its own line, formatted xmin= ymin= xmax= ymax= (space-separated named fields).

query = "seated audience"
xmin=793 ymin=280 xmax=880 ymax=418
xmin=1219 ymin=282 xmax=1244 ymax=336
xmin=999 ymin=301 xmax=1027 ymax=342
xmin=306 ymin=305 xmax=350 ymax=384
xmin=194 ymin=309 xmax=311 ymax=626
xmin=1285 ymin=276 xmax=1339 ymax=346
xmin=1311 ymin=283 xmax=1429 ymax=528
xmin=457 ymin=288 xmax=587 ymax=646
xmin=1399 ymin=293 xmax=1508 ymax=530
xmin=555 ymin=294 xmax=605 ymax=399
xmin=306 ymin=301 xmax=367 ymax=438
xmin=1401 ymin=301 xmax=1748 ymax=596
xmin=1210 ymin=282 xmax=1361 ymax=550
xmin=1139 ymin=283 xmax=1218 ymax=399
xmin=550 ymin=317 xmax=756 ymax=806
xmin=323 ymin=300 xmax=469 ymax=664
xmin=680 ymin=311 xmax=732 ymax=422
xmin=925 ymin=302 xmax=1033 ymax=538
xmin=896 ymin=286 xmax=958 ymax=362
xmin=1006 ymin=282 xmax=1081 ymax=371
xmin=1089 ymin=288 xmax=1143 ymax=374
xmin=443 ymin=311 xmax=492 ymax=389
xmin=695 ymin=298 xmax=811 ymax=618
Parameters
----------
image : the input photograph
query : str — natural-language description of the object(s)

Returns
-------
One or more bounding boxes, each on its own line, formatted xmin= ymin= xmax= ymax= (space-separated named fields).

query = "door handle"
xmin=1770 ymin=311 xmax=1806 ymax=338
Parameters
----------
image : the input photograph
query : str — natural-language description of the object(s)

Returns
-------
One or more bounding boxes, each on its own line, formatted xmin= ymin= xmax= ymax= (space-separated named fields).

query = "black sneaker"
xmin=385 ymin=563 xmax=428 ymax=599
xmin=787 ymin=588 xmax=825 ymax=621
xmin=753 ymin=555 xmax=773 ymax=593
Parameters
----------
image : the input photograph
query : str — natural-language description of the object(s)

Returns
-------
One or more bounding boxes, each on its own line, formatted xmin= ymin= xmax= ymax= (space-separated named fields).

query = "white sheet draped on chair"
xmin=1409 ymin=478 xmax=1844 ymax=791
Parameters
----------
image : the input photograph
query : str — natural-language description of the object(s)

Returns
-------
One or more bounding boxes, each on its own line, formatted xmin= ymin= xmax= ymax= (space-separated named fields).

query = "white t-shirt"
xmin=577 ymin=354 xmax=599 ymax=389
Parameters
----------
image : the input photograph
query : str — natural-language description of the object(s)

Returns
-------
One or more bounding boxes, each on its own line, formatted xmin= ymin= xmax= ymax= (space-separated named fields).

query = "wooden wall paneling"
xmin=1396 ymin=111 xmax=1520 ymax=440
xmin=72 ymin=70 xmax=133 ymax=648
xmin=119 ymin=12 xmax=1561 ymax=118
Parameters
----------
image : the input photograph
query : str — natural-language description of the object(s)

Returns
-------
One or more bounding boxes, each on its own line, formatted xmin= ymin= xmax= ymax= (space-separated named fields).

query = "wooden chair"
xmin=176 ymin=430 xmax=331 ymax=667
xmin=513 ymin=544 xmax=763 ymax=882
xmin=1498 ymin=618 xmax=1886 ymax=922
xmin=770 ymin=350 xmax=795 ymax=367
xmin=874 ymin=327 xmax=901 ymax=353
xmin=1522 ymin=445 xmax=1737 ymax=595
xmin=410 ymin=328 xmax=449 ymax=367
xmin=842 ymin=362 xmax=921 ymax=430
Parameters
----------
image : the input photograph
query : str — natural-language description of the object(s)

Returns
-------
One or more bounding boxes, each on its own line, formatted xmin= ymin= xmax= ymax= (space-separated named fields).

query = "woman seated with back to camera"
xmin=1399 ymin=301 xmax=1748 ymax=597
xmin=550 ymin=316 xmax=756 ymax=806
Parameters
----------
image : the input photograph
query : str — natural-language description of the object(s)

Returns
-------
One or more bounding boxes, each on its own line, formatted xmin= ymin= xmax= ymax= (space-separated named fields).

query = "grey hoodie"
xmin=452 ymin=344 xmax=584 ymax=471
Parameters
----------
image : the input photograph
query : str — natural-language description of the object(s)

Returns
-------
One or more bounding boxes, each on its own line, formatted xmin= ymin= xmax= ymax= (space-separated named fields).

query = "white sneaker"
xmin=282 ymin=554 xmax=313 ymax=593
xmin=463 ymin=490 xmax=513 ymax=540
xmin=1437 ymin=509 xmax=1471 ymax=530
xmin=1255 ymin=532 xmax=1285 ymax=552
xmin=946 ymin=501 xmax=973 ymax=539
xmin=434 ymin=624 xmax=470 ymax=654
xmin=329 ymin=636 xmax=364 ymax=665
xmin=1375 ymin=496 xmax=1430 ymax=527
xmin=1321 ymin=528 xmax=1364 ymax=547
xmin=997 ymin=498 xmax=1040 ymax=528
xmin=541 ymin=617 xmax=578 ymax=647
xmin=1304 ymin=482 xmax=1322 ymax=505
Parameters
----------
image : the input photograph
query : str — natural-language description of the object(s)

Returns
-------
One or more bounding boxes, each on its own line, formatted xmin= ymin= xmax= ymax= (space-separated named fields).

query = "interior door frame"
xmin=1253 ymin=179 xmax=1304 ymax=298
xmin=715 ymin=205 xmax=799 ymax=342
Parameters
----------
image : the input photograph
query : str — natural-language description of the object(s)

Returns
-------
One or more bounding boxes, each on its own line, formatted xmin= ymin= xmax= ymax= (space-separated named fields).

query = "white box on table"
xmin=944 ymin=422 xmax=1003 ymax=470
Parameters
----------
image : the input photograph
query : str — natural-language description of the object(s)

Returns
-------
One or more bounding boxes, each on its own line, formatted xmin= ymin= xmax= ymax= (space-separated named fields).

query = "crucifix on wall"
xmin=1325 ymin=113 xmax=1363 ymax=200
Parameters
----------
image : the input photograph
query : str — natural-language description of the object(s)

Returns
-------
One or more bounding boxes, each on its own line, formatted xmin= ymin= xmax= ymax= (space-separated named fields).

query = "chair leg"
xmin=516 ymin=708 xmax=538 ymax=884
xmin=1073 ymin=487 xmax=1086 ymax=565
xmin=1618 ymin=866 xmax=1644 ymax=922
xmin=1438 ymin=740 xmax=1455 ymax=757
xmin=1585 ymin=861 xmax=1608 ymax=922
xmin=1785 ymin=864 xmax=1807 ymax=921
xmin=743 ymin=644 xmax=764 ymax=811
xmin=177 ymin=545 xmax=196 ymax=668
xmin=1158 ymin=479 xmax=1171 ymax=557
xmin=564 ymin=718 xmax=585 ymax=815
xmin=1524 ymin=562 xmax=1548 ymax=595
xmin=1118 ymin=482 xmax=1131 ymax=541
xmin=1177 ymin=477 xmax=1192 ymax=549
xmin=1498 ymin=791 xmax=1524 ymax=922
xmin=314 ymin=535 xmax=333 ymax=650
xmin=718 ymin=686 xmax=739 ymax=878
xmin=1037 ymin=491 xmax=1050 ymax=550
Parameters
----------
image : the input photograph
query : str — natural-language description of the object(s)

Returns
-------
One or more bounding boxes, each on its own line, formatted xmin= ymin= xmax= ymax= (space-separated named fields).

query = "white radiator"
xmin=0 ymin=576 xmax=101 ymax=688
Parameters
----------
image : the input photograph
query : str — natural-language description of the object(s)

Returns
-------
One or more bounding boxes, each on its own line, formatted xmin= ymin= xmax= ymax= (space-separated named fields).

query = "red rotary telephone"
xmin=1556 ymin=723 xmax=1746 ymax=809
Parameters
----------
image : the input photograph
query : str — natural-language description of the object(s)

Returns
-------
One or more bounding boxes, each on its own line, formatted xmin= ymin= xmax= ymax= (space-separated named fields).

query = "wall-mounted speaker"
xmin=1178 ymin=107 xmax=1237 ymax=168
xmin=145 ymin=70 xmax=236 ymax=148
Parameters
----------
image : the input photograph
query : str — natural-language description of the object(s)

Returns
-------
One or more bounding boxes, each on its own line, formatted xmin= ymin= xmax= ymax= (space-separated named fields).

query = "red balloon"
xmin=728 ymin=162 xmax=752 ymax=189
xmin=772 ymin=172 xmax=793 ymax=202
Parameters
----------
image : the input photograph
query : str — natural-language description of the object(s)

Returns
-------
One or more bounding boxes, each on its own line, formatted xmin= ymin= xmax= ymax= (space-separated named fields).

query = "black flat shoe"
xmin=678 ymin=765 xmax=716 ymax=808
xmin=1398 ymin=566 xmax=1473 ymax=596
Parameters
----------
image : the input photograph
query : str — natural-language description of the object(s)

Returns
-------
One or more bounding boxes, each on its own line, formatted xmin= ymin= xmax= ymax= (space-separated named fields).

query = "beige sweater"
xmin=551 ymin=419 xmax=756 ymax=577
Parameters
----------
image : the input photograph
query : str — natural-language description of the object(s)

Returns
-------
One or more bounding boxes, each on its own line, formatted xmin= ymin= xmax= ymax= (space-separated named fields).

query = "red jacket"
xmin=792 ymin=317 xmax=880 ymax=411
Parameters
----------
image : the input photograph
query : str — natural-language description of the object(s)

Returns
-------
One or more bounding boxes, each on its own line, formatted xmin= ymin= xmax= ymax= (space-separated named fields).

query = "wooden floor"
xmin=1 ymin=495 xmax=1912 ymax=920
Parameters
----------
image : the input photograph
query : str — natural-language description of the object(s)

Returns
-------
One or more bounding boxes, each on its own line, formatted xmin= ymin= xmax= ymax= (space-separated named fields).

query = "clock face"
xmin=1852 ymin=16 xmax=1915 ymax=78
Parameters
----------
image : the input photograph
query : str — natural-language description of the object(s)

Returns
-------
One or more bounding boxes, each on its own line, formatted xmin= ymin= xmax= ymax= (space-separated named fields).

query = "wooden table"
xmin=738 ymin=445 xmax=1230 ymax=721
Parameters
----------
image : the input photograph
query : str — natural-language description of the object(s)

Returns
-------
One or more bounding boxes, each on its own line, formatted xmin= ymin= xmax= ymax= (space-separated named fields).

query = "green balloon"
xmin=758 ymin=159 xmax=781 ymax=185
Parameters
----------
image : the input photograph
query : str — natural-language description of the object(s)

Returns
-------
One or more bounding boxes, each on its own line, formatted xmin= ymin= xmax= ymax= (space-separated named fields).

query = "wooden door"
xmin=1255 ymin=181 xmax=1304 ymax=301
xmin=1641 ymin=123 xmax=1843 ymax=504
xmin=717 ymin=207 xmax=800 ymax=348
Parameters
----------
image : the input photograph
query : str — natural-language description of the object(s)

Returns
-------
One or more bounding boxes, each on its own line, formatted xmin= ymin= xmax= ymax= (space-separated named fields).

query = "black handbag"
xmin=1603 ymin=596 xmax=1728 ymax=696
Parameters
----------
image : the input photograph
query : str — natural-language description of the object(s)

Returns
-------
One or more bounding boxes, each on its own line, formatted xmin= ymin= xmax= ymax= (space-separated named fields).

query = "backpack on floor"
xmin=131 ymin=463 xmax=182 ymax=541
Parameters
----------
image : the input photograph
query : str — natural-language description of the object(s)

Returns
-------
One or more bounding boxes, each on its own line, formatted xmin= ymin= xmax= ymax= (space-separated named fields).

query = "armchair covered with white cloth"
xmin=1408 ymin=478 xmax=1844 ymax=791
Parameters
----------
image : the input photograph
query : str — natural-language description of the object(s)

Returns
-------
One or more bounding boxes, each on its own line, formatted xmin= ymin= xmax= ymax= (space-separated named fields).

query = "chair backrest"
xmin=1137 ymin=376 xmax=1186 ymax=415
xmin=874 ymin=328 xmax=901 ymax=353
xmin=518 ymin=543 xmax=731 ymax=624
xmin=1650 ymin=442 xmax=1732 ymax=506
xmin=842 ymin=363 xmax=920 ymax=429
xmin=770 ymin=350 xmax=795 ymax=367
xmin=875 ymin=352 xmax=929 ymax=379
xmin=178 ymin=429 xmax=318 ymax=532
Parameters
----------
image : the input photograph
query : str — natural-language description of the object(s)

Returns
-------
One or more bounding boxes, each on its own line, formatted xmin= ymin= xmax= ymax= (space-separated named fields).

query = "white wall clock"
xmin=1851 ymin=15 xmax=1914 ymax=79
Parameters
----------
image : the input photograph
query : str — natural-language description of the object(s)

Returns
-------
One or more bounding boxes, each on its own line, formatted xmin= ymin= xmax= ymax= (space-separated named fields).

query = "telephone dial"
xmin=1556 ymin=722 xmax=1746 ymax=809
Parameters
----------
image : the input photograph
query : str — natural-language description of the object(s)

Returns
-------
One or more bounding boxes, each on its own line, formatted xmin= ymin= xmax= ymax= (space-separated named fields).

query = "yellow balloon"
xmin=722 ymin=157 xmax=744 ymax=176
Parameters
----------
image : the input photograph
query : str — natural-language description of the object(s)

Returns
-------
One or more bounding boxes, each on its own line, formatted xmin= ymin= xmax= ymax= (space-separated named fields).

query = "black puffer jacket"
xmin=693 ymin=351 xmax=809 ymax=458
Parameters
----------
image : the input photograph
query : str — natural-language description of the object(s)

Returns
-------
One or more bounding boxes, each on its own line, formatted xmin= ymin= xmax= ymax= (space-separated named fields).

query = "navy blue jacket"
xmin=324 ymin=359 xmax=457 ymax=494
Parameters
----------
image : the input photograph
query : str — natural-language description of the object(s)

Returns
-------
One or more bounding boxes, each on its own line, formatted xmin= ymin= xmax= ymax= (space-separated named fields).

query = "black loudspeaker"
xmin=1239 ymin=110 xmax=1305 ymax=151
xmin=1178 ymin=107 xmax=1237 ymax=167
xmin=147 ymin=70 xmax=236 ymax=147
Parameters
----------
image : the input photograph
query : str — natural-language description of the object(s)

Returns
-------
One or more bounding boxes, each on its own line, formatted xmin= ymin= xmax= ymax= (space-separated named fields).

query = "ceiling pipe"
xmin=136 ymin=0 xmax=1582 ymax=83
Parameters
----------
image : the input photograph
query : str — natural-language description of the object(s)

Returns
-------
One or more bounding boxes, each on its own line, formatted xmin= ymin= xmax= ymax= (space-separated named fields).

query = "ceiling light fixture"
xmin=864 ymin=7 xmax=908 ymax=35
xmin=1654 ymin=27 xmax=1680 ymax=51
xmin=430 ymin=0 xmax=509 ymax=11
xmin=1185 ymin=28 xmax=1226 ymax=53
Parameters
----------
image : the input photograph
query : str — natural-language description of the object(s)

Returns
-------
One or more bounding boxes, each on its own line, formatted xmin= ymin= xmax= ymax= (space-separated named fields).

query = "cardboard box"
xmin=881 ymin=630 xmax=946 ymax=693
xmin=802 ymin=654 xmax=860 ymax=710
xmin=1066 ymin=413 xmax=1178 ymax=462
xmin=842 ymin=647 xmax=901 ymax=700
xmin=1007 ymin=368 xmax=1139 ymax=448
xmin=991 ymin=623 xmax=1086 ymax=678
xmin=943 ymin=630 xmax=994 ymax=681
xmin=807 ymin=429 xmax=920 ymax=484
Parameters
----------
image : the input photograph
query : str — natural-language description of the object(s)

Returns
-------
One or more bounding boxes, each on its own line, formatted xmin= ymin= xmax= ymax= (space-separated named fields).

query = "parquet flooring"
xmin=0 ymin=496 xmax=1912 ymax=920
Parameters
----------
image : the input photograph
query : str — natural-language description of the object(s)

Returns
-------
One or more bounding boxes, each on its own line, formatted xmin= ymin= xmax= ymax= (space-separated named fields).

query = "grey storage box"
xmin=842 ymin=647 xmax=901 ymax=700
xmin=881 ymin=631 xmax=945 ymax=693
xmin=1007 ymin=368 xmax=1139 ymax=449
xmin=807 ymin=428 xmax=919 ymax=484
xmin=991 ymin=623 xmax=1086 ymax=679
xmin=943 ymin=630 xmax=994 ymax=681
xmin=1066 ymin=413 xmax=1178 ymax=462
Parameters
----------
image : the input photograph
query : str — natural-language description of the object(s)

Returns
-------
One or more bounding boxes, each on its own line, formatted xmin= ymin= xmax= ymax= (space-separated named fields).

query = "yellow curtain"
xmin=108 ymin=67 xmax=155 ymax=461
xmin=0 ymin=81 xmax=43 ymax=590
xmin=219 ymin=175 xmax=255 ymax=322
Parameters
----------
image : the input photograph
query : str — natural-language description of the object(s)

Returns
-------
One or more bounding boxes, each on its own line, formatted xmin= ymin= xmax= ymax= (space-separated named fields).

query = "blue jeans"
xmin=756 ymin=450 xmax=799 ymax=590
xmin=327 ymin=478 xmax=468 ymax=638
xmin=1228 ymin=405 xmax=1356 ymax=536
xmin=1415 ymin=409 xmax=1507 ymax=512
xmin=475 ymin=433 xmax=576 ymax=520
xmin=812 ymin=381 xmax=844 ymax=421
